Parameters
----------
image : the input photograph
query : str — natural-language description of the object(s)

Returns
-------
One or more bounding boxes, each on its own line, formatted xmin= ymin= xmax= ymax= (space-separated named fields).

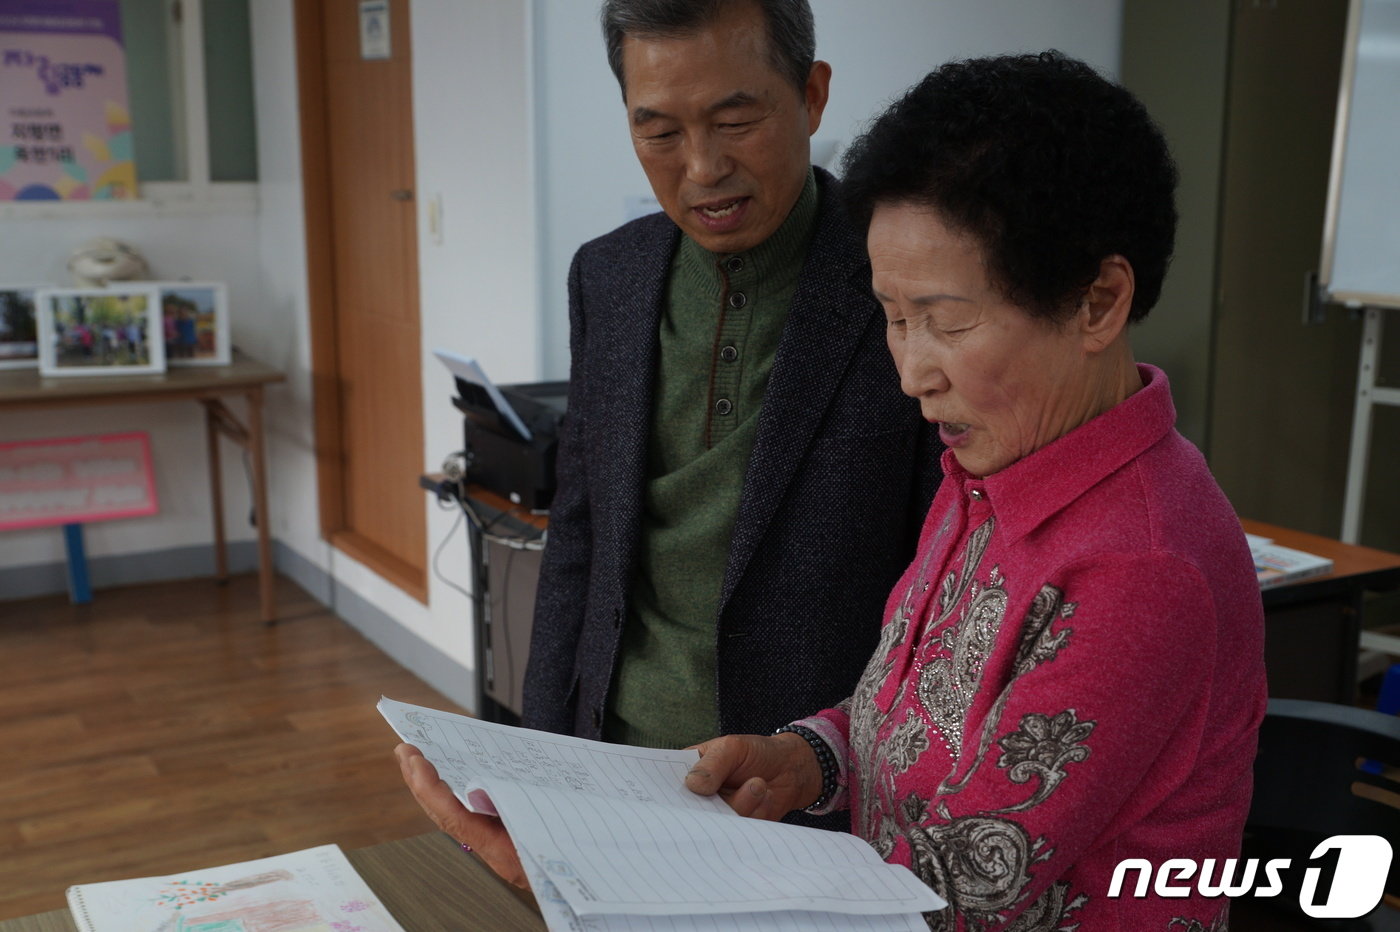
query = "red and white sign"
xmin=0 ymin=431 xmax=157 ymax=530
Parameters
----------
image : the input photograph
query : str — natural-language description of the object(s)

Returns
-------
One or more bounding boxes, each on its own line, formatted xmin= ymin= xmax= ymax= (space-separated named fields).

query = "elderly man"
xmin=397 ymin=0 xmax=940 ymax=884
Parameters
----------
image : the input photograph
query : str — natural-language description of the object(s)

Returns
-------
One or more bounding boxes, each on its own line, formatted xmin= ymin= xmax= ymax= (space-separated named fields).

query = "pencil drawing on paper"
xmin=153 ymin=867 xmax=292 ymax=910
xmin=178 ymin=897 xmax=324 ymax=930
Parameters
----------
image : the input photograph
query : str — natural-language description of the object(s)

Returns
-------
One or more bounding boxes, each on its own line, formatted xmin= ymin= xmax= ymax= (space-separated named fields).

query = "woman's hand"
xmin=394 ymin=743 xmax=529 ymax=889
xmin=684 ymin=732 xmax=825 ymax=820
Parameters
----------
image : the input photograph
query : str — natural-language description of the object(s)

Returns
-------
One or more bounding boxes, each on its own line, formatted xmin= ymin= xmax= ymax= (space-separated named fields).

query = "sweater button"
xmin=715 ymin=398 xmax=733 ymax=416
xmin=970 ymin=488 xmax=985 ymax=500
xmin=728 ymin=291 xmax=747 ymax=309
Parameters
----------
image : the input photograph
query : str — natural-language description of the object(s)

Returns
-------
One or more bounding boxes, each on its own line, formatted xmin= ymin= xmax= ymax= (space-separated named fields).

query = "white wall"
xmin=241 ymin=0 xmax=541 ymax=681
xmin=411 ymin=1 xmax=541 ymax=665
xmin=0 ymin=1 xmax=539 ymax=705
xmin=3 ymin=0 xmax=1121 ymax=708
xmin=0 ymin=205 xmax=262 ymax=575
xmin=247 ymin=0 xmax=321 ymax=571
xmin=533 ymin=0 xmax=1124 ymax=377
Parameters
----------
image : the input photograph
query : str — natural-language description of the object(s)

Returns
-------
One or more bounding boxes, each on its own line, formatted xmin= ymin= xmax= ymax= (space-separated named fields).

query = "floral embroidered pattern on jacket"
xmin=842 ymin=515 xmax=1093 ymax=929
xmin=806 ymin=366 xmax=1267 ymax=932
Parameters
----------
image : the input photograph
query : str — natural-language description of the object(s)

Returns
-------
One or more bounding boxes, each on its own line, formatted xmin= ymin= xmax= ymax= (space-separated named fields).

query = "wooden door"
xmin=297 ymin=0 xmax=427 ymax=599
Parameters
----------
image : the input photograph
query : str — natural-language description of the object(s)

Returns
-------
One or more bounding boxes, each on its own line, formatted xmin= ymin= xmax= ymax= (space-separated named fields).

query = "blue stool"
xmin=1379 ymin=662 xmax=1400 ymax=716
xmin=1359 ymin=663 xmax=1400 ymax=775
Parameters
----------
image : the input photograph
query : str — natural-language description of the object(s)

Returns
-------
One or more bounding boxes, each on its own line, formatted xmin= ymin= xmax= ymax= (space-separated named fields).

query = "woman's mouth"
xmin=937 ymin=421 xmax=971 ymax=447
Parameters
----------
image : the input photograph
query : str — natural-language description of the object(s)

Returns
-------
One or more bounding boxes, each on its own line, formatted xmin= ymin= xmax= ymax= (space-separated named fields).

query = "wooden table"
xmin=0 ymin=353 xmax=286 ymax=621
xmin=0 ymin=832 xmax=546 ymax=931
xmin=1242 ymin=518 xmax=1400 ymax=702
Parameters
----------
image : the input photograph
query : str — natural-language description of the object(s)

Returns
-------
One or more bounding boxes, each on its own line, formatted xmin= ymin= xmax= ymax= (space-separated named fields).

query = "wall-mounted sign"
xmin=0 ymin=432 xmax=157 ymax=530
xmin=359 ymin=0 xmax=391 ymax=61
xmin=0 ymin=0 xmax=136 ymax=200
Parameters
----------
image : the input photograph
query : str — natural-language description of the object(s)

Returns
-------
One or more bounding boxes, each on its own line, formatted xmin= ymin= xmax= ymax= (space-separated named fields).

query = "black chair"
xmin=1236 ymin=698 xmax=1400 ymax=930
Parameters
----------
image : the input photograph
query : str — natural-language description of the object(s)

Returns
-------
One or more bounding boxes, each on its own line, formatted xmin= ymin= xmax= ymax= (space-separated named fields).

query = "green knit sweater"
xmin=605 ymin=171 xmax=819 ymax=749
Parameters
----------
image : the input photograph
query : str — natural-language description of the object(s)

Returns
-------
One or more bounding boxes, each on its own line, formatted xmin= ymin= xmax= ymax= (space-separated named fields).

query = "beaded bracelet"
xmin=773 ymin=723 xmax=838 ymax=812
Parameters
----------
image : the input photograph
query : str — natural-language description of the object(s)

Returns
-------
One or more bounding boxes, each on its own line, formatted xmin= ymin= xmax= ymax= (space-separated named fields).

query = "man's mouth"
xmin=696 ymin=198 xmax=745 ymax=218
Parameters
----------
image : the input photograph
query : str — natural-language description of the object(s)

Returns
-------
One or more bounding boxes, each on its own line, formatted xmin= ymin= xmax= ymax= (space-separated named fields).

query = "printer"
xmin=452 ymin=378 xmax=568 ymax=511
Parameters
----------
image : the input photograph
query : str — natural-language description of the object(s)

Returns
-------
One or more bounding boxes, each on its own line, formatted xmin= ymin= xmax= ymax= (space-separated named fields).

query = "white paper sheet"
xmin=379 ymin=697 xmax=943 ymax=929
xmin=433 ymin=348 xmax=533 ymax=441
xmin=523 ymin=850 xmax=930 ymax=932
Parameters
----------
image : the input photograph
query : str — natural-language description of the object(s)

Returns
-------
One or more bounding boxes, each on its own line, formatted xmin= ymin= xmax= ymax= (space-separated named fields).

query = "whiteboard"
xmin=1321 ymin=0 xmax=1400 ymax=308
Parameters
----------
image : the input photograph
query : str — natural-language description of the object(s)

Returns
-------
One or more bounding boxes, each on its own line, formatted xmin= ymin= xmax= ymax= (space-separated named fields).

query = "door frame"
xmin=293 ymin=0 xmax=428 ymax=602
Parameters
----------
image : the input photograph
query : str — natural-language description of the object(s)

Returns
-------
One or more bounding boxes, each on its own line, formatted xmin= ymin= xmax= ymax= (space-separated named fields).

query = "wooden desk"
xmin=412 ymin=501 xmax=1400 ymax=709
xmin=0 ymin=353 xmax=286 ymax=621
xmin=0 ymin=832 xmax=545 ymax=931
xmin=1243 ymin=519 xmax=1400 ymax=702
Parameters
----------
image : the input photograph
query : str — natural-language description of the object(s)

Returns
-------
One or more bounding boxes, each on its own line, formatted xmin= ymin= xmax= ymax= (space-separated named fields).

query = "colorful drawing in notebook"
xmin=152 ymin=879 xmax=227 ymax=909
xmin=155 ymin=868 xmax=294 ymax=910
xmin=67 ymin=844 xmax=404 ymax=932
xmin=178 ymin=898 xmax=323 ymax=930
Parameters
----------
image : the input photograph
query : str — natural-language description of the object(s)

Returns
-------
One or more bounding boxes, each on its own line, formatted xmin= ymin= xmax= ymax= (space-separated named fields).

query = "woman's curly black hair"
xmin=841 ymin=51 xmax=1178 ymax=322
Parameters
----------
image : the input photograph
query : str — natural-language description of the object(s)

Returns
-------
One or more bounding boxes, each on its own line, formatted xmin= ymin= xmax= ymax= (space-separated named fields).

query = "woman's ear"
xmin=1079 ymin=255 xmax=1135 ymax=353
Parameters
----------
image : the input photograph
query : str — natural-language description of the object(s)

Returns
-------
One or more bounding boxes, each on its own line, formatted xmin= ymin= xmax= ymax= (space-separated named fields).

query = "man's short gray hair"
xmin=601 ymin=0 xmax=816 ymax=98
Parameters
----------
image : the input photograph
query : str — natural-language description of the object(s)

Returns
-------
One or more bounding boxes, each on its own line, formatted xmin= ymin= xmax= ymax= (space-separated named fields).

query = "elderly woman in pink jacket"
xmin=685 ymin=52 xmax=1267 ymax=931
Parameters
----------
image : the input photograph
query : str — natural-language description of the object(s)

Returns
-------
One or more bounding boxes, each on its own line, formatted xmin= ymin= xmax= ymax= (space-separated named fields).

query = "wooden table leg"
xmin=247 ymin=385 xmax=276 ymax=622
xmin=204 ymin=400 xmax=229 ymax=583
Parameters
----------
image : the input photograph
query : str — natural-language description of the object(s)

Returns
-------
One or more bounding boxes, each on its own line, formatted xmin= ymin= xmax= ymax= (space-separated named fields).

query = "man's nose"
xmin=683 ymin=134 xmax=733 ymax=188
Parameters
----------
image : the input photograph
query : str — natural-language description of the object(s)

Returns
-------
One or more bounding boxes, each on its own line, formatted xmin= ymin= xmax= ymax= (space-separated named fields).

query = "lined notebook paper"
xmin=379 ymin=696 xmax=944 ymax=931
xmin=66 ymin=844 xmax=404 ymax=932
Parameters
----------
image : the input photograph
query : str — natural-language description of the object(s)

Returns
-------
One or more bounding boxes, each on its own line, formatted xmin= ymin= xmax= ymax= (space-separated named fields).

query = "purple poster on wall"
xmin=0 ymin=0 xmax=135 ymax=200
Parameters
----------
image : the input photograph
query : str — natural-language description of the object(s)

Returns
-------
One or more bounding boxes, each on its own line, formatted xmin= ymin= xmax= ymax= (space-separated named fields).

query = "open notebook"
xmin=66 ymin=844 xmax=404 ymax=932
xmin=380 ymin=696 xmax=945 ymax=931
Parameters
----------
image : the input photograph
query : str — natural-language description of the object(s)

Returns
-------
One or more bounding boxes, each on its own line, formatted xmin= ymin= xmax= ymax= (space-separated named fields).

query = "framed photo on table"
xmin=0 ymin=284 xmax=48 ymax=369
xmin=153 ymin=282 xmax=230 ymax=366
xmin=35 ymin=286 xmax=165 ymax=377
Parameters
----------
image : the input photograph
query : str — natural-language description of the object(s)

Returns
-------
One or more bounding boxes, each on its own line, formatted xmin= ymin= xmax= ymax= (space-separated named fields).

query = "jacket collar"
xmin=719 ymin=167 xmax=883 ymax=608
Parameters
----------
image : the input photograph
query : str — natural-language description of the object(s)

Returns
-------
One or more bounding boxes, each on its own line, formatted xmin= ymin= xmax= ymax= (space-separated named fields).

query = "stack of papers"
xmin=1248 ymin=534 xmax=1334 ymax=589
xmin=378 ymin=697 xmax=945 ymax=931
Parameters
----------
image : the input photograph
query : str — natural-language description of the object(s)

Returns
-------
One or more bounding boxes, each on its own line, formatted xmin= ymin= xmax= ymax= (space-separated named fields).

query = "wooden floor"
xmin=0 ymin=573 xmax=465 ymax=921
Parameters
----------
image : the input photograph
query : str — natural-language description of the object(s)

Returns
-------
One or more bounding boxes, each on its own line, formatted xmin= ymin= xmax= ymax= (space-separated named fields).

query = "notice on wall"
xmin=0 ymin=432 xmax=158 ymax=531
xmin=0 ymin=0 xmax=136 ymax=200
xmin=359 ymin=0 xmax=391 ymax=60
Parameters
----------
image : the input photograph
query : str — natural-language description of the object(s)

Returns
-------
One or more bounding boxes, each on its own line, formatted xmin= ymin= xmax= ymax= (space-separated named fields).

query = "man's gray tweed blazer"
xmin=522 ymin=167 xmax=942 ymax=753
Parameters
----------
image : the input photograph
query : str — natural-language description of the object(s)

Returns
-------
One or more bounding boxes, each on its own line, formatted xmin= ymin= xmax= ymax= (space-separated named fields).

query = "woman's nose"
xmin=898 ymin=336 xmax=949 ymax=399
